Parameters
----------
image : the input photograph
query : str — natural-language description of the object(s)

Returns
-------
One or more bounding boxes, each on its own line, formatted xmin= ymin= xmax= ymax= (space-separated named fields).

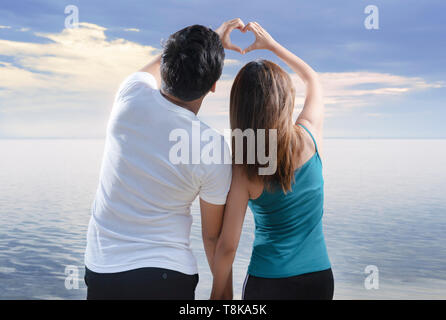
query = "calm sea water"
xmin=0 ymin=139 xmax=445 ymax=299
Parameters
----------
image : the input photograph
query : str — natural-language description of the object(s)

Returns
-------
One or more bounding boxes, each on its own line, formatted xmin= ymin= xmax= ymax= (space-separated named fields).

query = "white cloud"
xmin=199 ymin=70 xmax=444 ymax=132
xmin=0 ymin=25 xmax=12 ymax=29
xmin=224 ymin=59 xmax=241 ymax=66
xmin=210 ymin=71 xmax=441 ymax=105
xmin=0 ymin=22 xmax=443 ymax=138
xmin=124 ymin=28 xmax=140 ymax=32
xmin=291 ymin=72 xmax=444 ymax=109
xmin=0 ymin=22 xmax=159 ymax=137
xmin=206 ymin=71 xmax=443 ymax=113
xmin=366 ymin=113 xmax=386 ymax=117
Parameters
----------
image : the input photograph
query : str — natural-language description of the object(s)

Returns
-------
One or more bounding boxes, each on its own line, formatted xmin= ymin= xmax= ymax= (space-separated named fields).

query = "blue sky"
xmin=0 ymin=0 xmax=445 ymax=138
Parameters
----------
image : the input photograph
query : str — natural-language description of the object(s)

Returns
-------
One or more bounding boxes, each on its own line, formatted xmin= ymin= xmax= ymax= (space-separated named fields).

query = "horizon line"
xmin=1 ymin=136 xmax=446 ymax=140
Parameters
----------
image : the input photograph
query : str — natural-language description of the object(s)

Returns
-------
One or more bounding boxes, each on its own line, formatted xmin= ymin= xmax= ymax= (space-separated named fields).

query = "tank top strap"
xmin=298 ymin=123 xmax=319 ymax=154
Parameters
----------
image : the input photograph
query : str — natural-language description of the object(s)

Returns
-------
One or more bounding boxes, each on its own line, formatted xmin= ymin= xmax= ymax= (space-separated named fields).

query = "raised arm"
xmin=215 ymin=18 xmax=246 ymax=54
xmin=210 ymin=166 xmax=250 ymax=299
xmin=243 ymin=22 xmax=325 ymax=143
xmin=139 ymin=54 xmax=162 ymax=88
xmin=139 ymin=18 xmax=245 ymax=89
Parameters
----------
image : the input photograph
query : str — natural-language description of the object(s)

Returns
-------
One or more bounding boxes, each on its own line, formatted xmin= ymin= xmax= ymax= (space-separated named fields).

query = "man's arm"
xmin=139 ymin=54 xmax=162 ymax=88
xmin=200 ymin=199 xmax=233 ymax=299
xmin=215 ymin=18 xmax=245 ymax=54
xmin=139 ymin=17 xmax=245 ymax=88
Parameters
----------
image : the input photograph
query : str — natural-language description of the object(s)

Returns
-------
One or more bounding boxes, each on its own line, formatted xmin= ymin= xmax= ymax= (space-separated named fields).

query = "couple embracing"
xmin=84 ymin=18 xmax=333 ymax=300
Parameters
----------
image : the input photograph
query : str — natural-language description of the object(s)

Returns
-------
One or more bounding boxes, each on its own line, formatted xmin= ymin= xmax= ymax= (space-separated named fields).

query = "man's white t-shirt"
xmin=85 ymin=72 xmax=232 ymax=275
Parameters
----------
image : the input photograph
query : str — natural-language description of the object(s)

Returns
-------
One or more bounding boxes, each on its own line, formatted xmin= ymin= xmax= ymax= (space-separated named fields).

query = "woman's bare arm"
xmin=210 ymin=166 xmax=250 ymax=299
xmin=243 ymin=22 xmax=324 ymax=145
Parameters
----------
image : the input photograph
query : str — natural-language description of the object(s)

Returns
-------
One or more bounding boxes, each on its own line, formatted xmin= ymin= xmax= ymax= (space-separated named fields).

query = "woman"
xmin=210 ymin=22 xmax=333 ymax=300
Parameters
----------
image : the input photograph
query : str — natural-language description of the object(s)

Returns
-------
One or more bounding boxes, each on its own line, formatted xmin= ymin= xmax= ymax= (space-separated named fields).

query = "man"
xmin=84 ymin=19 xmax=245 ymax=299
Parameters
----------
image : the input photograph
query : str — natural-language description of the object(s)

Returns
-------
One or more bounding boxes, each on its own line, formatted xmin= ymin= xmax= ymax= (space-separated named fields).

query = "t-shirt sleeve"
xmin=198 ymin=141 xmax=232 ymax=205
xmin=116 ymin=72 xmax=158 ymax=100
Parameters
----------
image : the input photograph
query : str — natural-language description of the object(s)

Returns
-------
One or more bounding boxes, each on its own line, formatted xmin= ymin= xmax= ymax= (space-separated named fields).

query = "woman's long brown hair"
xmin=230 ymin=60 xmax=303 ymax=192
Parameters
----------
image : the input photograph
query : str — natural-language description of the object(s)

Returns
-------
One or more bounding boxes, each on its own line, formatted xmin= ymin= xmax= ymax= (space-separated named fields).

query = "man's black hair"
xmin=161 ymin=25 xmax=225 ymax=101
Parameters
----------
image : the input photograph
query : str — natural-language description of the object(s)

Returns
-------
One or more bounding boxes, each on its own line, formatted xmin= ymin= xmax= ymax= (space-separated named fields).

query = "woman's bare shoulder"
xmin=231 ymin=165 xmax=263 ymax=200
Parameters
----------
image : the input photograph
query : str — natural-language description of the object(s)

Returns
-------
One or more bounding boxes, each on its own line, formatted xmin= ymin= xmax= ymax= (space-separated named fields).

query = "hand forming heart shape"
xmin=215 ymin=19 xmax=277 ymax=55
xmin=215 ymin=18 xmax=245 ymax=54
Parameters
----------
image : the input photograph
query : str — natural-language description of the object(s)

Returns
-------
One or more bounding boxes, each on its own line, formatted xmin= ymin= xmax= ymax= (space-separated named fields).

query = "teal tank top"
xmin=247 ymin=124 xmax=331 ymax=278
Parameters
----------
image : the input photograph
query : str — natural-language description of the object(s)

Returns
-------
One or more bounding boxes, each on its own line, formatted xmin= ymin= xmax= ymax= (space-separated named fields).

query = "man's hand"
xmin=215 ymin=18 xmax=245 ymax=54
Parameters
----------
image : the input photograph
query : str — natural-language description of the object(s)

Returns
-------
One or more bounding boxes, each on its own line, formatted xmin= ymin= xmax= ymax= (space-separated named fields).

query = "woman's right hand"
xmin=242 ymin=22 xmax=279 ymax=54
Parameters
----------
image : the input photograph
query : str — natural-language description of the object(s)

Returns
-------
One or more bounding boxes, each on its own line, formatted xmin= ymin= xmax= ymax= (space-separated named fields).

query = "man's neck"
xmin=160 ymin=90 xmax=203 ymax=115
